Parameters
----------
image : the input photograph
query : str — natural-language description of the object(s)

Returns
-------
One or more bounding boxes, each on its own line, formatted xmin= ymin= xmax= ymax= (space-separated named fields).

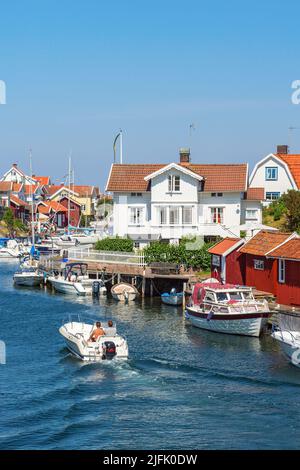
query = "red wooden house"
xmin=208 ymin=238 xmax=245 ymax=284
xmin=58 ymin=196 xmax=81 ymax=227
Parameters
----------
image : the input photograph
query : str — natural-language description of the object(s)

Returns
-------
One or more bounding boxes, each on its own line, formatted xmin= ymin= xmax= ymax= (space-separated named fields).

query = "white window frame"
xmin=254 ymin=259 xmax=264 ymax=270
xmin=245 ymin=209 xmax=258 ymax=220
xmin=158 ymin=207 xmax=167 ymax=225
xmin=129 ymin=207 xmax=144 ymax=225
xmin=210 ymin=207 xmax=224 ymax=224
xmin=168 ymin=175 xmax=180 ymax=192
xmin=278 ymin=259 xmax=285 ymax=283
xmin=182 ymin=206 xmax=193 ymax=225
xmin=265 ymin=167 xmax=278 ymax=181
xmin=212 ymin=255 xmax=220 ymax=267
xmin=169 ymin=206 xmax=180 ymax=225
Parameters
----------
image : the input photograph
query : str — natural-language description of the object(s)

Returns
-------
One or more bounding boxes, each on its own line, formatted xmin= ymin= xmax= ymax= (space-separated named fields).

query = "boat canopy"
xmin=192 ymin=282 xmax=249 ymax=305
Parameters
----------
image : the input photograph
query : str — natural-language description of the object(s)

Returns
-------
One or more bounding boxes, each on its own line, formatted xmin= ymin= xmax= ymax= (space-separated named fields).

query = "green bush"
xmin=144 ymin=239 xmax=215 ymax=271
xmin=95 ymin=236 xmax=134 ymax=252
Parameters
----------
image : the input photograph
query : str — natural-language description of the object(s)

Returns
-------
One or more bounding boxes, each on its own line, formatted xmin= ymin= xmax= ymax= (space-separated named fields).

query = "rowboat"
xmin=111 ymin=282 xmax=138 ymax=302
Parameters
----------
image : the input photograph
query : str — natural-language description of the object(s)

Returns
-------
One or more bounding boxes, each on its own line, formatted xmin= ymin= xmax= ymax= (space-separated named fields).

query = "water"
xmin=0 ymin=262 xmax=300 ymax=450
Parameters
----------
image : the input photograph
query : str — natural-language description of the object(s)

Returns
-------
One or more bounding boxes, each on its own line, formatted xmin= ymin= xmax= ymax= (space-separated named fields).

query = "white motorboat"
xmin=52 ymin=235 xmax=78 ymax=247
xmin=272 ymin=328 xmax=300 ymax=368
xmin=161 ymin=288 xmax=184 ymax=306
xmin=111 ymin=282 xmax=138 ymax=302
xmin=48 ymin=262 xmax=93 ymax=296
xmin=14 ymin=266 xmax=44 ymax=286
xmin=185 ymin=280 xmax=271 ymax=337
xmin=59 ymin=318 xmax=128 ymax=361
xmin=0 ymin=239 xmax=25 ymax=258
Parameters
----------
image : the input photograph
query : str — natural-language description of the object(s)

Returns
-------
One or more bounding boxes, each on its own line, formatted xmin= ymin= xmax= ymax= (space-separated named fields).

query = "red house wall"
xmin=59 ymin=198 xmax=81 ymax=227
xmin=244 ymin=254 xmax=277 ymax=294
xmin=226 ymin=250 xmax=245 ymax=285
xmin=276 ymin=260 xmax=300 ymax=306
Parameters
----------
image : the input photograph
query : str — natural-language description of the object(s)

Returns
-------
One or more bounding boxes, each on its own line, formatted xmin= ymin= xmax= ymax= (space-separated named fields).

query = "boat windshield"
xmin=216 ymin=292 xmax=228 ymax=302
xmin=228 ymin=292 xmax=243 ymax=301
xmin=242 ymin=290 xmax=254 ymax=300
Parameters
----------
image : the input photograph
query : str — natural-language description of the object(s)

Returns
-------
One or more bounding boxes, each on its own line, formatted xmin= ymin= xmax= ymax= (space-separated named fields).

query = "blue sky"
xmin=0 ymin=0 xmax=300 ymax=189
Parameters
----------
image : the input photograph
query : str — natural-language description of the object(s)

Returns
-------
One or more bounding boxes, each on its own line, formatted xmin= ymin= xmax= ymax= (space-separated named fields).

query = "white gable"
xmin=144 ymin=163 xmax=203 ymax=182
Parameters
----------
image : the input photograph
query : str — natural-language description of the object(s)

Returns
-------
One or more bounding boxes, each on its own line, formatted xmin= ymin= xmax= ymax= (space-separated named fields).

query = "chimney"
xmin=179 ymin=147 xmax=190 ymax=164
xmin=12 ymin=163 xmax=17 ymax=168
xmin=277 ymin=145 xmax=289 ymax=155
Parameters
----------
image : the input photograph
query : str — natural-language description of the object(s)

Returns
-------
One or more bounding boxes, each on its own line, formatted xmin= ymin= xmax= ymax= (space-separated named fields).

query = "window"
xmin=229 ymin=292 xmax=243 ymax=301
xmin=211 ymin=207 xmax=224 ymax=224
xmin=254 ymin=259 xmax=264 ymax=270
xmin=211 ymin=193 xmax=223 ymax=197
xmin=134 ymin=241 xmax=140 ymax=249
xmin=212 ymin=254 xmax=220 ymax=267
xmin=168 ymin=175 xmax=180 ymax=192
xmin=204 ymin=292 xmax=215 ymax=302
xmin=216 ymin=292 xmax=228 ymax=302
xmin=182 ymin=206 xmax=192 ymax=225
xmin=266 ymin=192 xmax=280 ymax=201
xmin=245 ymin=209 xmax=257 ymax=220
xmin=131 ymin=193 xmax=142 ymax=197
xmin=159 ymin=207 xmax=167 ymax=225
xmin=81 ymin=204 xmax=86 ymax=211
xmin=265 ymin=167 xmax=278 ymax=180
xmin=278 ymin=259 xmax=285 ymax=283
xmin=129 ymin=207 xmax=143 ymax=225
xmin=169 ymin=206 xmax=180 ymax=225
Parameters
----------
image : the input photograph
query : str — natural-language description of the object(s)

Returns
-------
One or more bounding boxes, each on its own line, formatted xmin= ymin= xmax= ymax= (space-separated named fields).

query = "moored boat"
xmin=13 ymin=265 xmax=44 ymax=286
xmin=59 ymin=318 xmax=128 ymax=361
xmin=271 ymin=327 xmax=300 ymax=368
xmin=111 ymin=282 xmax=138 ymax=302
xmin=161 ymin=288 xmax=183 ymax=306
xmin=185 ymin=280 xmax=271 ymax=337
xmin=48 ymin=262 xmax=92 ymax=296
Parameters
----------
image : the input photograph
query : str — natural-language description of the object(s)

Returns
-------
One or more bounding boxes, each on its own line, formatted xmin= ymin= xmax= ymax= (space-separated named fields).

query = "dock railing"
xmin=67 ymin=248 xmax=146 ymax=267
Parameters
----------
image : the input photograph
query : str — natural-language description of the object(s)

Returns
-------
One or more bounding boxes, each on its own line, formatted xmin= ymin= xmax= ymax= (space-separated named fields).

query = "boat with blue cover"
xmin=161 ymin=288 xmax=184 ymax=306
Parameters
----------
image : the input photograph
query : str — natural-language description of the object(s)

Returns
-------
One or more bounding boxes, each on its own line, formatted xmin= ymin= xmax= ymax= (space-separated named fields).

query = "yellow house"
xmin=46 ymin=185 xmax=100 ymax=219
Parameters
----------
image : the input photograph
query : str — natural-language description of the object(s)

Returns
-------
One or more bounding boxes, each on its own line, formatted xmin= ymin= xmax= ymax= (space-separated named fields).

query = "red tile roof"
xmin=0 ymin=182 xmax=12 ymax=192
xmin=239 ymin=230 xmax=292 ymax=256
xmin=10 ymin=195 xmax=29 ymax=207
xmin=276 ymin=153 xmax=300 ymax=189
xmin=38 ymin=201 xmax=68 ymax=214
xmin=44 ymin=184 xmax=97 ymax=197
xmin=245 ymin=187 xmax=265 ymax=200
xmin=268 ymin=239 xmax=300 ymax=260
xmin=24 ymin=185 xmax=40 ymax=195
xmin=33 ymin=176 xmax=50 ymax=185
xmin=208 ymin=237 xmax=242 ymax=255
xmin=11 ymin=183 xmax=23 ymax=193
xmin=106 ymin=163 xmax=248 ymax=192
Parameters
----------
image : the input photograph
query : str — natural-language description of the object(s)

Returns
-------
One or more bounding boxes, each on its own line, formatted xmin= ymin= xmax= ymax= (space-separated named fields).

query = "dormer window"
xmin=168 ymin=175 xmax=180 ymax=192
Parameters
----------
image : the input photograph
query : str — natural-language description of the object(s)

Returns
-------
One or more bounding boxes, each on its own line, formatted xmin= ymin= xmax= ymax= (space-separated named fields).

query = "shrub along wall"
xmin=94 ymin=236 xmax=134 ymax=252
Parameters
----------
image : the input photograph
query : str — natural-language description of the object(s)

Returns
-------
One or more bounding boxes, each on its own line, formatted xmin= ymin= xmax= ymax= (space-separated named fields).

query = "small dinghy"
xmin=161 ymin=288 xmax=184 ymax=306
xmin=111 ymin=282 xmax=138 ymax=302
xmin=59 ymin=318 xmax=129 ymax=361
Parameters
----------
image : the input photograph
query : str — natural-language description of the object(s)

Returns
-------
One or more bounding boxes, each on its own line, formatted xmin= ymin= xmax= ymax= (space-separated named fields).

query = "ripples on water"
xmin=0 ymin=261 xmax=300 ymax=449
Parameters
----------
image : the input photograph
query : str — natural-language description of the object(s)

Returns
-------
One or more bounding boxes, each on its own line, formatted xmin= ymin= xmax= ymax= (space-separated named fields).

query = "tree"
xmin=2 ymin=208 xmax=15 ymax=236
xmin=281 ymin=190 xmax=300 ymax=232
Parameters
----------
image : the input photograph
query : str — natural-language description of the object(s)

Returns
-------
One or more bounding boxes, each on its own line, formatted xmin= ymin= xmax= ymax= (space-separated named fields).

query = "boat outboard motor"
xmin=102 ymin=341 xmax=116 ymax=360
xmin=92 ymin=281 xmax=100 ymax=296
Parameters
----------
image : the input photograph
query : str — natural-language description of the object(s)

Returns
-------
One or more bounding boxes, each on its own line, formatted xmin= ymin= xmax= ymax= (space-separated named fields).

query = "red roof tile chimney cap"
xmin=277 ymin=144 xmax=289 ymax=154
xmin=179 ymin=147 xmax=190 ymax=164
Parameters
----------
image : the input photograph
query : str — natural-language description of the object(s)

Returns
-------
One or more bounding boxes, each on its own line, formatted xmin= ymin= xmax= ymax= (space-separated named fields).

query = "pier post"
xmin=117 ymin=273 xmax=121 ymax=284
xmin=142 ymin=276 xmax=146 ymax=298
xmin=183 ymin=282 xmax=187 ymax=311
xmin=150 ymin=280 xmax=153 ymax=298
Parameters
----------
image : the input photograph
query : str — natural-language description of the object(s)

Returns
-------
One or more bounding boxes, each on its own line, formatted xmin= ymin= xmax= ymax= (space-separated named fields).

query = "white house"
xmin=106 ymin=149 xmax=263 ymax=247
xmin=249 ymin=145 xmax=299 ymax=202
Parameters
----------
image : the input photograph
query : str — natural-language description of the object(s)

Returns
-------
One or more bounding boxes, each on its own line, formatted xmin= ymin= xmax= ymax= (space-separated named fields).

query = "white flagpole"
xmin=29 ymin=149 xmax=35 ymax=248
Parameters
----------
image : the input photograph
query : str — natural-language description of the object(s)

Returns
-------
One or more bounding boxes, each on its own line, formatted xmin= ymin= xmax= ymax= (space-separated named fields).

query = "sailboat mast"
xmin=29 ymin=149 xmax=35 ymax=248
xmin=68 ymin=154 xmax=71 ymax=235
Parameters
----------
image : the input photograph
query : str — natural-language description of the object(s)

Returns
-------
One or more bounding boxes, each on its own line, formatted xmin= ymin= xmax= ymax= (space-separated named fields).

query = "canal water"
xmin=0 ymin=261 xmax=300 ymax=450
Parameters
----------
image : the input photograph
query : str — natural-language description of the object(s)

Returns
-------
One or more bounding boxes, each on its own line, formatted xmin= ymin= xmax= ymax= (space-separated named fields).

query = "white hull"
xmin=272 ymin=330 xmax=300 ymax=368
xmin=48 ymin=277 xmax=87 ymax=296
xmin=161 ymin=295 xmax=183 ymax=306
xmin=0 ymin=249 xmax=20 ymax=258
xmin=186 ymin=308 xmax=269 ymax=337
xmin=59 ymin=321 xmax=128 ymax=362
xmin=111 ymin=292 xmax=137 ymax=302
xmin=14 ymin=273 xmax=44 ymax=286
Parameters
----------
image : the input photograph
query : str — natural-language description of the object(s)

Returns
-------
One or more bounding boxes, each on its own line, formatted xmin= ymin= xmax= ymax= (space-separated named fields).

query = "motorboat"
xmin=13 ymin=253 xmax=44 ymax=286
xmin=272 ymin=327 xmax=300 ymax=368
xmin=52 ymin=235 xmax=78 ymax=247
xmin=0 ymin=239 xmax=28 ymax=258
xmin=59 ymin=317 xmax=129 ymax=361
xmin=48 ymin=262 xmax=93 ymax=296
xmin=161 ymin=288 xmax=184 ymax=306
xmin=111 ymin=282 xmax=138 ymax=302
xmin=185 ymin=280 xmax=271 ymax=337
